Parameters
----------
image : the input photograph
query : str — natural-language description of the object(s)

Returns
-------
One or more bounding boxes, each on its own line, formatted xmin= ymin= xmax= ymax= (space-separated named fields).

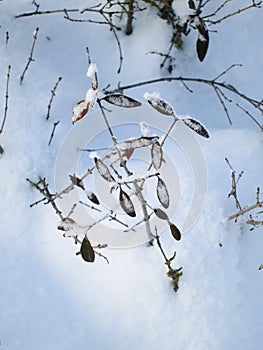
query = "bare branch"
xmin=227 ymin=201 xmax=263 ymax=221
xmin=225 ymin=158 xmax=243 ymax=210
xmin=206 ymin=1 xmax=262 ymax=25
xmin=46 ymin=76 xmax=62 ymax=120
xmin=104 ymin=68 xmax=263 ymax=130
xmin=20 ymin=27 xmax=39 ymax=84
xmin=0 ymin=65 xmax=11 ymax=135
xmin=48 ymin=121 xmax=60 ymax=146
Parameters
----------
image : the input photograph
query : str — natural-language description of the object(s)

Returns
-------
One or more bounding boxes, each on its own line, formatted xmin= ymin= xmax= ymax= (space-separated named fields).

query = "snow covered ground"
xmin=0 ymin=1 xmax=263 ymax=349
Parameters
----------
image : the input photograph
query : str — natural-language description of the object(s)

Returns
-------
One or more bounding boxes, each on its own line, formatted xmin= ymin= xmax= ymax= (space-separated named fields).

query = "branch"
xmin=225 ymin=158 xmax=243 ymax=210
xmin=205 ymin=1 xmax=262 ymax=25
xmin=26 ymin=177 xmax=63 ymax=219
xmin=0 ymin=65 xmax=11 ymax=135
xmin=48 ymin=121 xmax=60 ymax=146
xmin=46 ymin=76 xmax=62 ymax=120
xmin=104 ymin=67 xmax=263 ymax=129
xmin=20 ymin=27 xmax=39 ymax=84
xmin=16 ymin=8 xmax=79 ymax=18
xmin=227 ymin=201 xmax=263 ymax=221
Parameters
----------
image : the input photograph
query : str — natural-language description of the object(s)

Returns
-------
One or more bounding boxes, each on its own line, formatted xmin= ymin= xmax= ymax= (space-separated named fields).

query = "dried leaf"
xmin=57 ymin=218 xmax=76 ymax=231
xmin=69 ymin=174 xmax=85 ymax=190
xmin=154 ymin=208 xmax=169 ymax=220
xmin=94 ymin=157 xmax=115 ymax=182
xmin=80 ymin=236 xmax=95 ymax=262
xmin=182 ymin=117 xmax=210 ymax=138
xmin=196 ymin=20 xmax=209 ymax=62
xmin=86 ymin=190 xmax=100 ymax=205
xmin=169 ymin=223 xmax=181 ymax=241
xmin=156 ymin=177 xmax=170 ymax=209
xmin=144 ymin=93 xmax=174 ymax=116
xmin=120 ymin=136 xmax=159 ymax=151
xmin=188 ymin=0 xmax=196 ymax=10
xmin=123 ymin=148 xmax=134 ymax=160
xmin=196 ymin=37 xmax=209 ymax=62
xmin=72 ymin=100 xmax=89 ymax=124
xmin=151 ymin=142 xmax=163 ymax=170
xmin=102 ymin=94 xmax=141 ymax=108
xmin=119 ymin=188 xmax=136 ymax=217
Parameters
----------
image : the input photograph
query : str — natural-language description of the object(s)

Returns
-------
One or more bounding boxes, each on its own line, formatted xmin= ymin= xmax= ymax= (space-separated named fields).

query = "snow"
xmin=86 ymin=62 xmax=98 ymax=79
xmin=1 ymin=1 xmax=263 ymax=349
xmin=172 ymin=0 xmax=195 ymax=25
xmin=85 ymin=87 xmax=98 ymax=107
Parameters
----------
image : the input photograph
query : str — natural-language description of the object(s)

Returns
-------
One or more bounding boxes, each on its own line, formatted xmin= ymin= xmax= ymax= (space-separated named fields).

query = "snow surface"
xmin=0 ymin=1 xmax=263 ymax=349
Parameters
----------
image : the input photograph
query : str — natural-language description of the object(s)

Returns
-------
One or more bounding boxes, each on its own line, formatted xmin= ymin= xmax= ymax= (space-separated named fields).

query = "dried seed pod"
xmin=80 ymin=236 xmax=95 ymax=262
xmin=144 ymin=93 xmax=174 ymax=116
xmin=72 ymin=100 xmax=89 ymax=124
xmin=94 ymin=157 xmax=115 ymax=182
xmin=85 ymin=190 xmax=100 ymax=205
xmin=69 ymin=174 xmax=85 ymax=190
xmin=151 ymin=142 xmax=163 ymax=170
xmin=156 ymin=177 xmax=170 ymax=209
xmin=102 ymin=94 xmax=141 ymax=108
xmin=182 ymin=117 xmax=210 ymax=138
xmin=154 ymin=208 xmax=169 ymax=220
xmin=119 ymin=187 xmax=136 ymax=217
xmin=169 ymin=223 xmax=181 ymax=241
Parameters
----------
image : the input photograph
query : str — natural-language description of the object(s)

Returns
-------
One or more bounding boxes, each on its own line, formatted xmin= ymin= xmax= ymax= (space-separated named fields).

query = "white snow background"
xmin=0 ymin=1 xmax=263 ymax=349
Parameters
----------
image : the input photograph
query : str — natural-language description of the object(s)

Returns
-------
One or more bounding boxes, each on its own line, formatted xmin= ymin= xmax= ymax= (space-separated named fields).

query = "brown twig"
xmin=227 ymin=201 xmax=263 ymax=221
xmin=20 ymin=27 xmax=39 ymax=84
xmin=46 ymin=77 xmax=62 ymax=120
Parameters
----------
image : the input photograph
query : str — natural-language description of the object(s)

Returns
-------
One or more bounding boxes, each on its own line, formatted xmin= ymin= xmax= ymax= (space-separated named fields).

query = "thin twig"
xmin=20 ymin=27 xmax=39 ymax=84
xmin=46 ymin=77 xmax=62 ymax=120
xmin=206 ymin=1 xmax=262 ymax=24
xmin=227 ymin=201 xmax=263 ymax=221
xmin=0 ymin=65 xmax=11 ymax=135
xmin=16 ymin=8 xmax=79 ymax=18
xmin=27 ymin=177 xmax=63 ymax=219
xmin=48 ymin=121 xmax=60 ymax=146
xmin=225 ymin=158 xmax=243 ymax=210
xmin=5 ymin=32 xmax=9 ymax=46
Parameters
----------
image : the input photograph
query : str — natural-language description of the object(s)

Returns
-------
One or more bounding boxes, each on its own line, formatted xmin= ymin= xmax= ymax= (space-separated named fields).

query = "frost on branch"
xmin=87 ymin=62 xmax=98 ymax=90
xmin=85 ymin=88 xmax=98 ymax=108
